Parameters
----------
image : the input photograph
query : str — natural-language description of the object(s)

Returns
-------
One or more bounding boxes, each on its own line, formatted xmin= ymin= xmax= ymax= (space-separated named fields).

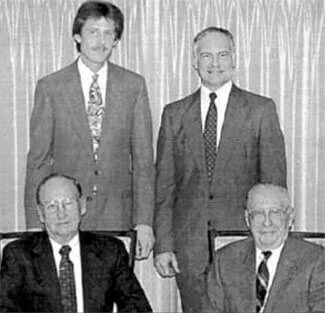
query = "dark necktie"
xmin=59 ymin=245 xmax=77 ymax=312
xmin=87 ymin=73 xmax=104 ymax=158
xmin=203 ymin=92 xmax=218 ymax=183
xmin=256 ymin=251 xmax=272 ymax=313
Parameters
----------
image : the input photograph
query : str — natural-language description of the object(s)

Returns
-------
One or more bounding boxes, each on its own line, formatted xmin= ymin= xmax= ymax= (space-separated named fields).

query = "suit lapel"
xmin=237 ymin=239 xmax=256 ymax=312
xmin=212 ymin=85 xmax=248 ymax=184
xmin=264 ymin=238 xmax=299 ymax=312
xmin=98 ymin=62 xmax=125 ymax=159
xmin=61 ymin=61 xmax=94 ymax=156
xmin=80 ymin=232 xmax=104 ymax=312
xmin=182 ymin=89 xmax=207 ymax=178
xmin=32 ymin=232 xmax=62 ymax=311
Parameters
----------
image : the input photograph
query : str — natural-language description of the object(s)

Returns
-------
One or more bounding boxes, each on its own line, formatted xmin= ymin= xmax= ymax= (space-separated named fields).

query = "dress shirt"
xmin=255 ymin=243 xmax=284 ymax=312
xmin=50 ymin=233 xmax=84 ymax=313
xmin=78 ymin=57 xmax=107 ymax=107
xmin=200 ymin=80 xmax=232 ymax=150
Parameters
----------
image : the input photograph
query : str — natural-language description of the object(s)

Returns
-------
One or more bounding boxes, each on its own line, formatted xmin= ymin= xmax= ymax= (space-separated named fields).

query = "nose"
xmin=211 ymin=55 xmax=219 ymax=67
xmin=262 ymin=211 xmax=273 ymax=226
xmin=56 ymin=203 xmax=67 ymax=219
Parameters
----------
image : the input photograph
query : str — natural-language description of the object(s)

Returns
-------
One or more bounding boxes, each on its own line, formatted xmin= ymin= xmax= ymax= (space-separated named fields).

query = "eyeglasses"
xmin=41 ymin=198 xmax=79 ymax=214
xmin=247 ymin=207 xmax=288 ymax=223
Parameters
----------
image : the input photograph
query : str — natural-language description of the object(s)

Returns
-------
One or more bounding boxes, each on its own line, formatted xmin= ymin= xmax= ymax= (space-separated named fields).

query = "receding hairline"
xmin=36 ymin=174 xmax=82 ymax=205
xmin=246 ymin=183 xmax=291 ymax=210
xmin=193 ymin=27 xmax=235 ymax=54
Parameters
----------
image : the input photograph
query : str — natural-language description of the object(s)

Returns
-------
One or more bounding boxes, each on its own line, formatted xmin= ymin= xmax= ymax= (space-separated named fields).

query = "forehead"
xmin=40 ymin=177 xmax=78 ymax=202
xmin=249 ymin=189 xmax=287 ymax=210
xmin=197 ymin=32 xmax=232 ymax=52
xmin=82 ymin=16 xmax=115 ymax=30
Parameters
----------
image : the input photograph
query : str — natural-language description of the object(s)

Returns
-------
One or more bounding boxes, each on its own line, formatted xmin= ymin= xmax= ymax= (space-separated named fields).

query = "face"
xmin=74 ymin=17 xmax=118 ymax=72
xmin=193 ymin=32 xmax=235 ymax=90
xmin=37 ymin=177 xmax=86 ymax=244
xmin=245 ymin=189 xmax=294 ymax=250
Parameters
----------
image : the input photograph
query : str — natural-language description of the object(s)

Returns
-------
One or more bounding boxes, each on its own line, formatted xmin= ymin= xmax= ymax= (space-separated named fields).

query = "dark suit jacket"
xmin=154 ymin=85 xmax=287 ymax=275
xmin=25 ymin=60 xmax=154 ymax=230
xmin=207 ymin=236 xmax=325 ymax=313
xmin=0 ymin=231 xmax=152 ymax=312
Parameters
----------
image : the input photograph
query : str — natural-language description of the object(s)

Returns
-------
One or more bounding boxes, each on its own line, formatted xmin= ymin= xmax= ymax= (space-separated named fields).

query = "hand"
xmin=134 ymin=224 xmax=154 ymax=260
xmin=154 ymin=252 xmax=180 ymax=277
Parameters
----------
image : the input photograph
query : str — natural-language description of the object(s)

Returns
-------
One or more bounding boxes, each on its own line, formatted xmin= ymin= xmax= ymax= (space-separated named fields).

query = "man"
xmin=154 ymin=27 xmax=287 ymax=312
xmin=207 ymin=184 xmax=325 ymax=313
xmin=24 ymin=1 xmax=154 ymax=259
xmin=1 ymin=173 xmax=152 ymax=312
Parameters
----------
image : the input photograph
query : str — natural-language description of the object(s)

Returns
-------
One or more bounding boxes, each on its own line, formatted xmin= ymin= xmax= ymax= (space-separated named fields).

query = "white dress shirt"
xmin=50 ymin=233 xmax=84 ymax=313
xmin=255 ymin=244 xmax=284 ymax=312
xmin=200 ymin=80 xmax=232 ymax=150
xmin=78 ymin=57 xmax=107 ymax=107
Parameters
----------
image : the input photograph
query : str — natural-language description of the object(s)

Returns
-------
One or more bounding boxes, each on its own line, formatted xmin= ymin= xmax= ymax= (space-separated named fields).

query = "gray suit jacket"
xmin=207 ymin=236 xmax=325 ymax=313
xmin=154 ymin=85 xmax=286 ymax=275
xmin=25 ymin=60 xmax=154 ymax=230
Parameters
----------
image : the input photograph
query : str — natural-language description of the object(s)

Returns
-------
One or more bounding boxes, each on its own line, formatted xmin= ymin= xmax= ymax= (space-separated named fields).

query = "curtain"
xmin=1 ymin=0 xmax=324 ymax=311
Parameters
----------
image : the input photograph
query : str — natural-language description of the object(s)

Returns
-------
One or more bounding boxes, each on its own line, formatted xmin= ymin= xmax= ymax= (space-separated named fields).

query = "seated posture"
xmin=207 ymin=183 xmax=325 ymax=313
xmin=0 ymin=174 xmax=152 ymax=312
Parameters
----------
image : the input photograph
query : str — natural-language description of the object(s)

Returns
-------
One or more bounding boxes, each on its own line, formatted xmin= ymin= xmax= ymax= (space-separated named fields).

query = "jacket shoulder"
xmin=81 ymin=231 xmax=127 ymax=252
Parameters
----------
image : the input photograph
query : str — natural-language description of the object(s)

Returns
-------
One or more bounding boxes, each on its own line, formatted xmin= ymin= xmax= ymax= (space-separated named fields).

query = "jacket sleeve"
xmin=258 ymin=99 xmax=287 ymax=187
xmin=112 ymin=242 xmax=152 ymax=312
xmin=24 ymin=79 xmax=54 ymax=228
xmin=154 ymin=106 xmax=177 ymax=255
xmin=131 ymin=77 xmax=155 ymax=226
xmin=0 ymin=245 xmax=25 ymax=312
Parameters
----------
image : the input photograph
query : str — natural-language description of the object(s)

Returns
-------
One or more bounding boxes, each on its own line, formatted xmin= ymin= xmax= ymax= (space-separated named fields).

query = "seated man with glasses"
xmin=206 ymin=183 xmax=325 ymax=313
xmin=0 ymin=173 xmax=152 ymax=313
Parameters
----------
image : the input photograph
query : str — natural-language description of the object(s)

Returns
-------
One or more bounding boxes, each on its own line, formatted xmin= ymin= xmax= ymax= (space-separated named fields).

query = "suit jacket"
xmin=154 ymin=85 xmax=286 ymax=274
xmin=0 ymin=231 xmax=152 ymax=312
xmin=207 ymin=236 xmax=325 ymax=313
xmin=25 ymin=60 xmax=154 ymax=230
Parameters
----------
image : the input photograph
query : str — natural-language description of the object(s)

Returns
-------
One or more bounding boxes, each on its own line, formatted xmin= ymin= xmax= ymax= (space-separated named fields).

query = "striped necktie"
xmin=256 ymin=250 xmax=272 ymax=313
xmin=59 ymin=245 xmax=77 ymax=312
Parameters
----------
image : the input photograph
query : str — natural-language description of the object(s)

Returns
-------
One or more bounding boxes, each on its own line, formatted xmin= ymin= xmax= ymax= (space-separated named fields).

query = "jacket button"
xmin=209 ymin=194 xmax=214 ymax=200
xmin=94 ymin=170 xmax=99 ymax=175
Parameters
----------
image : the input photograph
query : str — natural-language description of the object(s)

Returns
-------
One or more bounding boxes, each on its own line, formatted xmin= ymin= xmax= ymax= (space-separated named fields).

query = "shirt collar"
xmin=256 ymin=242 xmax=284 ymax=261
xmin=201 ymin=80 xmax=232 ymax=100
xmin=49 ymin=232 xmax=80 ymax=253
xmin=77 ymin=57 xmax=108 ymax=78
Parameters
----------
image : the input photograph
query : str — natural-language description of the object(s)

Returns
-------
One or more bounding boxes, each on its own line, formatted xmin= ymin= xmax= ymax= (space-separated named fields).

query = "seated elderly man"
xmin=207 ymin=183 xmax=325 ymax=313
xmin=0 ymin=173 xmax=152 ymax=313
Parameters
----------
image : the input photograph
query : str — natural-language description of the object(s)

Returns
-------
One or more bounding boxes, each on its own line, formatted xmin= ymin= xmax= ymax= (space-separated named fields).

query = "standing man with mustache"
xmin=25 ymin=1 xmax=155 ymax=260
xmin=154 ymin=27 xmax=287 ymax=312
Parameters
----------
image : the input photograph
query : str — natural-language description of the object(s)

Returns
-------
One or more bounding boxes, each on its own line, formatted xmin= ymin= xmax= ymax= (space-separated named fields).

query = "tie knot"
xmin=262 ymin=250 xmax=272 ymax=260
xmin=59 ymin=245 xmax=71 ymax=256
xmin=209 ymin=92 xmax=217 ymax=102
xmin=92 ymin=73 xmax=99 ymax=82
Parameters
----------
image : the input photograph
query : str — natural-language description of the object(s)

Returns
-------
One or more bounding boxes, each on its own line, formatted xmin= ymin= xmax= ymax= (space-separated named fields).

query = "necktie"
xmin=256 ymin=251 xmax=272 ymax=313
xmin=59 ymin=245 xmax=77 ymax=312
xmin=204 ymin=92 xmax=218 ymax=182
xmin=87 ymin=73 xmax=104 ymax=157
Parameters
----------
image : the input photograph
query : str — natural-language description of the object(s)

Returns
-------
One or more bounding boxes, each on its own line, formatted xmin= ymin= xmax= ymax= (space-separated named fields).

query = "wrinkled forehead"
xmin=40 ymin=177 xmax=79 ymax=203
xmin=248 ymin=188 xmax=290 ymax=211
xmin=195 ymin=32 xmax=233 ymax=53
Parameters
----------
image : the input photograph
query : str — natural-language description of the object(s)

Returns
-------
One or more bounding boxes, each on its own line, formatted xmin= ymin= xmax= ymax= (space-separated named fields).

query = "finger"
xmin=171 ymin=255 xmax=180 ymax=274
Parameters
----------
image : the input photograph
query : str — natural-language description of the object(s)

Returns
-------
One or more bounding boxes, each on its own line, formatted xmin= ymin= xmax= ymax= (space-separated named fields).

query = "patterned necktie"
xmin=256 ymin=251 xmax=272 ymax=313
xmin=203 ymin=92 xmax=218 ymax=183
xmin=59 ymin=245 xmax=77 ymax=313
xmin=87 ymin=73 xmax=104 ymax=157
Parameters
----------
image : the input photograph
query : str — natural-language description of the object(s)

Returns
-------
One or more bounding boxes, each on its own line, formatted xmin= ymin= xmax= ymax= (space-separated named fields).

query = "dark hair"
xmin=193 ymin=27 xmax=235 ymax=54
xmin=72 ymin=1 xmax=124 ymax=52
xmin=36 ymin=173 xmax=82 ymax=206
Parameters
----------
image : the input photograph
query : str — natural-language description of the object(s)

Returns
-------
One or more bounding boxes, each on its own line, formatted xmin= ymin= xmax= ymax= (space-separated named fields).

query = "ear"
xmin=79 ymin=196 xmax=87 ymax=216
xmin=286 ymin=206 xmax=295 ymax=227
xmin=245 ymin=210 xmax=250 ymax=228
xmin=73 ymin=34 xmax=82 ymax=44
xmin=37 ymin=206 xmax=45 ymax=224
